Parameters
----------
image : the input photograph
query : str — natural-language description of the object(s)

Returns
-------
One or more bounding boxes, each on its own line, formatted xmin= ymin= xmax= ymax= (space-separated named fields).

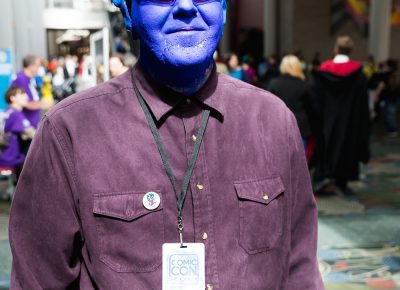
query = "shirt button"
xmin=196 ymin=183 xmax=204 ymax=190
xmin=262 ymin=193 xmax=269 ymax=200
xmin=192 ymin=135 xmax=197 ymax=142
xmin=201 ymin=232 xmax=208 ymax=240
xmin=206 ymin=284 xmax=213 ymax=290
xmin=186 ymin=98 xmax=191 ymax=104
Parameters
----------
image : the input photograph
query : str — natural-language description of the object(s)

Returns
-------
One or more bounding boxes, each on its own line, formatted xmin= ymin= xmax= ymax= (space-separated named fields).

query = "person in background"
xmin=0 ymin=87 xmax=35 ymax=179
xmin=76 ymin=54 xmax=95 ymax=92
xmin=380 ymin=69 xmax=400 ymax=137
xmin=258 ymin=54 xmax=281 ymax=89
xmin=40 ymin=75 xmax=55 ymax=112
xmin=213 ymin=50 xmax=229 ymax=74
xmin=52 ymin=57 xmax=66 ymax=101
xmin=11 ymin=55 xmax=45 ymax=129
xmin=241 ymin=55 xmax=258 ymax=85
xmin=310 ymin=52 xmax=321 ymax=74
xmin=363 ymin=55 xmax=380 ymax=119
xmin=63 ymin=55 xmax=78 ymax=97
xmin=312 ymin=36 xmax=370 ymax=196
xmin=268 ymin=55 xmax=312 ymax=150
xmin=47 ymin=57 xmax=58 ymax=76
xmin=109 ymin=53 xmax=130 ymax=78
xmin=226 ymin=52 xmax=251 ymax=83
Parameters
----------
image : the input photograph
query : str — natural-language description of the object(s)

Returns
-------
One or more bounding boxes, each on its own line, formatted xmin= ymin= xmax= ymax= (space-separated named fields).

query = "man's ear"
xmin=112 ymin=0 xmax=133 ymax=31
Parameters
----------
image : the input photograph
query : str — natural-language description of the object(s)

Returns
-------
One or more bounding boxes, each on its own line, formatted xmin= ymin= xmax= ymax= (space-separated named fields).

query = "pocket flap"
xmin=93 ymin=190 xmax=163 ymax=221
xmin=234 ymin=176 xmax=284 ymax=205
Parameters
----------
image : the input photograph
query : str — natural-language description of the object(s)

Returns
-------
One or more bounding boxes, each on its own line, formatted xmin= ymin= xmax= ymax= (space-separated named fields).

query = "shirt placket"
xmin=181 ymin=100 xmax=220 ymax=290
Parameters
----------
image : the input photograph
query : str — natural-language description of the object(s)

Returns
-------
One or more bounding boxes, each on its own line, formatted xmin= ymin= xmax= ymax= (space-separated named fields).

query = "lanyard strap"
xmin=132 ymin=77 xmax=210 ymax=244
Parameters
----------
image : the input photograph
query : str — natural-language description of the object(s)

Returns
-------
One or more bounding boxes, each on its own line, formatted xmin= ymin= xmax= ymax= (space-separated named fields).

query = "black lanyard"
xmin=132 ymin=77 xmax=210 ymax=246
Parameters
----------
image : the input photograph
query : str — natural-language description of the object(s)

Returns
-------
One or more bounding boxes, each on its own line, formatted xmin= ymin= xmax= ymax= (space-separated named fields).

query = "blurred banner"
xmin=332 ymin=0 xmax=400 ymax=35
xmin=0 ymin=49 xmax=12 ymax=110
xmin=393 ymin=0 xmax=400 ymax=25
xmin=344 ymin=0 xmax=369 ymax=31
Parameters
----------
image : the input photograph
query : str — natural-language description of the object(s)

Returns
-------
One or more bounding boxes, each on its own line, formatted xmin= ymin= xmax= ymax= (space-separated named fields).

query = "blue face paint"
xmin=114 ymin=0 xmax=226 ymax=95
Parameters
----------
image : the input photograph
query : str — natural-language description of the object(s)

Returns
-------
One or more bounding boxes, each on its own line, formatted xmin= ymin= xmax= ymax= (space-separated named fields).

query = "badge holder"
xmin=162 ymin=242 xmax=205 ymax=290
xmin=162 ymin=216 xmax=205 ymax=289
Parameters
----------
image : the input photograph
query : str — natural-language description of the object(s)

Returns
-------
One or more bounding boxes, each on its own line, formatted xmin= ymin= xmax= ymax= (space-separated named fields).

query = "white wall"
xmin=12 ymin=0 xmax=47 ymax=70
xmin=43 ymin=8 xmax=110 ymax=30
xmin=0 ymin=1 xmax=17 ymax=72
xmin=238 ymin=0 xmax=264 ymax=29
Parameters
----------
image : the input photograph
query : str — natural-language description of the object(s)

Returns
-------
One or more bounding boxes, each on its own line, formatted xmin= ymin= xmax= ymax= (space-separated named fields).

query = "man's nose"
xmin=172 ymin=0 xmax=198 ymax=19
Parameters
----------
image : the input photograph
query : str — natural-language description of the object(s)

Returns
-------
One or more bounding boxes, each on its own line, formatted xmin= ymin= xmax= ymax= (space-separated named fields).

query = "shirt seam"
xmin=219 ymin=76 xmax=267 ymax=95
xmin=47 ymin=86 xmax=133 ymax=118
xmin=46 ymin=116 xmax=83 ymax=238
xmin=283 ymin=108 xmax=295 ymax=288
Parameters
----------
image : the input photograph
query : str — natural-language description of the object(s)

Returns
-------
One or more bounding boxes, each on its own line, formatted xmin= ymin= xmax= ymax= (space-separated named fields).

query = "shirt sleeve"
xmin=9 ymin=116 xmax=82 ymax=289
xmin=284 ymin=111 xmax=325 ymax=290
xmin=10 ymin=78 xmax=20 ymax=88
xmin=5 ymin=113 xmax=26 ymax=134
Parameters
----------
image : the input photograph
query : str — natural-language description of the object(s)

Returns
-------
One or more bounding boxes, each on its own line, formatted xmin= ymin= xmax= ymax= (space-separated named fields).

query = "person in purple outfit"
xmin=9 ymin=1 xmax=324 ymax=289
xmin=11 ymin=55 xmax=46 ymax=129
xmin=0 ymin=87 xmax=35 ymax=178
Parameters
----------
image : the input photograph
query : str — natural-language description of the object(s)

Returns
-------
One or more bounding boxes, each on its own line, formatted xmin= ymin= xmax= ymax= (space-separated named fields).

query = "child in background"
xmin=0 ymin=87 xmax=35 ymax=179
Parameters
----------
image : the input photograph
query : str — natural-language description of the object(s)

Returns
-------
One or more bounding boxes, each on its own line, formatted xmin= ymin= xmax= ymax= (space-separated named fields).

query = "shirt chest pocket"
xmin=234 ymin=176 xmax=285 ymax=254
xmin=93 ymin=191 xmax=164 ymax=273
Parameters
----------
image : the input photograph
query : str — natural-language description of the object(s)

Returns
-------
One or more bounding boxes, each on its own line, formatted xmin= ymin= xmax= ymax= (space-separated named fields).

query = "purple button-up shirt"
xmin=11 ymin=71 xmax=41 ymax=128
xmin=9 ymin=64 xmax=324 ymax=289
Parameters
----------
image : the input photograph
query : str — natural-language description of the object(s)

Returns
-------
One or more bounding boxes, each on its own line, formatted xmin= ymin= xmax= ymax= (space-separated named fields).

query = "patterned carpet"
xmin=0 ymin=203 xmax=10 ymax=290
xmin=317 ymin=134 xmax=400 ymax=290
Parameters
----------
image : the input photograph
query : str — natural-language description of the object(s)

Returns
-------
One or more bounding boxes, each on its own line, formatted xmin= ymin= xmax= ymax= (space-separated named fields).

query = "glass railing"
xmin=45 ymin=0 xmax=110 ymax=11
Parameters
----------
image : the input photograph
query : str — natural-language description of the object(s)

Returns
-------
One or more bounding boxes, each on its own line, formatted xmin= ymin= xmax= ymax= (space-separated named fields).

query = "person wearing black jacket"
xmin=268 ymin=55 xmax=312 ymax=149
xmin=312 ymin=36 xmax=370 ymax=195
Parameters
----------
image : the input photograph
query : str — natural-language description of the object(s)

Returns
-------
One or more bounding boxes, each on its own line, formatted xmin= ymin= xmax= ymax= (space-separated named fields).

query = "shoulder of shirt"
xmin=45 ymin=70 xmax=133 ymax=120
xmin=217 ymin=72 xmax=289 ymax=114
xmin=6 ymin=108 xmax=23 ymax=117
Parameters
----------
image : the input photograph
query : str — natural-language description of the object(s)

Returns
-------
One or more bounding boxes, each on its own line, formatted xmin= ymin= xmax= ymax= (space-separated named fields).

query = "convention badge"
xmin=162 ymin=243 xmax=205 ymax=290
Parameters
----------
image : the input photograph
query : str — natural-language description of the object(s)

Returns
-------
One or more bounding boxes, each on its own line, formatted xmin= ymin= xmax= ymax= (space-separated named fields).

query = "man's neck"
xmin=139 ymin=49 xmax=213 ymax=96
xmin=10 ymin=103 xmax=23 ymax=111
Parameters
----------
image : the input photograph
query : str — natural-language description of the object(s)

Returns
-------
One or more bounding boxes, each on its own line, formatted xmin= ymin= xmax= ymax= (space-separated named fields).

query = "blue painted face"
xmin=127 ymin=0 xmax=226 ymax=67
xmin=112 ymin=0 xmax=226 ymax=94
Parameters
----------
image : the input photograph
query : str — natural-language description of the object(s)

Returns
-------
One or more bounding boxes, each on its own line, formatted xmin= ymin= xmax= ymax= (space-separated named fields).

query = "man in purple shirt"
xmin=11 ymin=55 xmax=43 ymax=128
xmin=9 ymin=0 xmax=324 ymax=289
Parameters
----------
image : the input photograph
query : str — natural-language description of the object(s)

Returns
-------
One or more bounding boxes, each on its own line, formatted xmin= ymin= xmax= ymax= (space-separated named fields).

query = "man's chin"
xmin=163 ymin=49 xmax=212 ymax=68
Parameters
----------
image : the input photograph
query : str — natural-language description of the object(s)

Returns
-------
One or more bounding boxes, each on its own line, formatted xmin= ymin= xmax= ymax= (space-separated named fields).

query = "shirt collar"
xmin=333 ymin=54 xmax=350 ymax=63
xmin=132 ymin=63 xmax=224 ymax=123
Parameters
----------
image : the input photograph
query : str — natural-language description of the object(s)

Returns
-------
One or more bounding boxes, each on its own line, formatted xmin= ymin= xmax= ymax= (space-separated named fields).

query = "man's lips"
xmin=166 ymin=27 xmax=205 ymax=34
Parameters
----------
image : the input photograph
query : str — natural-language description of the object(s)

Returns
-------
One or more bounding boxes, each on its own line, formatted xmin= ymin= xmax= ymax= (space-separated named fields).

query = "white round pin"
xmin=143 ymin=192 xmax=161 ymax=210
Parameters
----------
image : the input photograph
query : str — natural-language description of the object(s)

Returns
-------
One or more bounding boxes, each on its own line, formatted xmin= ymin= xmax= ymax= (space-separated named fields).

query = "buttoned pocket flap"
xmin=93 ymin=191 xmax=163 ymax=221
xmin=234 ymin=176 xmax=284 ymax=205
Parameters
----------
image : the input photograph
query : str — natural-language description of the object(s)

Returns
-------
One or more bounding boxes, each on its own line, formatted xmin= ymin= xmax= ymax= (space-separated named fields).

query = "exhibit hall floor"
xmin=318 ymin=133 xmax=400 ymax=290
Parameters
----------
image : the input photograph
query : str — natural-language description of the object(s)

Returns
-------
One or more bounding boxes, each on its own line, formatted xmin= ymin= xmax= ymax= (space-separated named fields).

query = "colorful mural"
xmin=332 ymin=0 xmax=400 ymax=36
xmin=393 ymin=0 xmax=400 ymax=25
